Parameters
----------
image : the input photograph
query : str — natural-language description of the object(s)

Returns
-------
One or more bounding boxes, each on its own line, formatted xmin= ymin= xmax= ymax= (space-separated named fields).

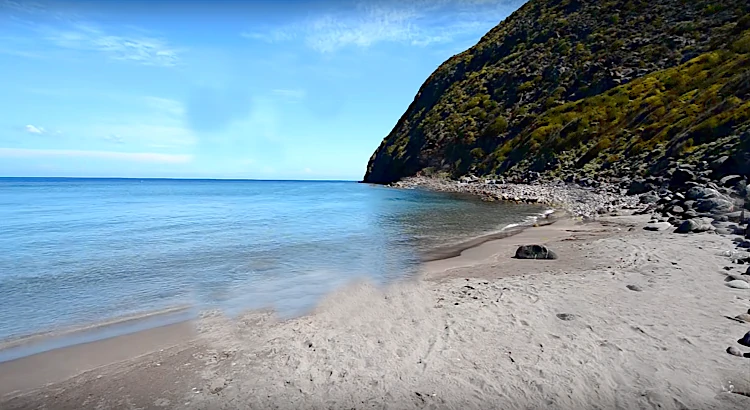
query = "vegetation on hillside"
xmin=364 ymin=0 xmax=750 ymax=184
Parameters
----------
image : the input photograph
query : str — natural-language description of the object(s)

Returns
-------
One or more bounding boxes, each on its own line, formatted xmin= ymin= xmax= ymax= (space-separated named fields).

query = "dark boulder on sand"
xmin=675 ymin=217 xmax=715 ymax=234
xmin=515 ymin=245 xmax=558 ymax=260
xmin=739 ymin=331 xmax=750 ymax=347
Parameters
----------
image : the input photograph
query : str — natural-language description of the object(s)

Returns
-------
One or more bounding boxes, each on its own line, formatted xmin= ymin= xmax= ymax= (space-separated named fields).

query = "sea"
xmin=0 ymin=178 xmax=547 ymax=359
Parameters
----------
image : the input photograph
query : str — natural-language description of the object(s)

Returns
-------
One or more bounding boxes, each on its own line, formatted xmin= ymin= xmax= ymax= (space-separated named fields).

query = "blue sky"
xmin=0 ymin=0 xmax=524 ymax=180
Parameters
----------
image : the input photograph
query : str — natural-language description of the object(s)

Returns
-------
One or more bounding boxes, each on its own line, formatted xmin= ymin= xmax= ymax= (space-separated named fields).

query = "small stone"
xmin=556 ymin=313 xmax=575 ymax=321
xmin=726 ymin=211 xmax=745 ymax=223
xmin=726 ymin=280 xmax=750 ymax=289
xmin=643 ymin=222 xmax=672 ymax=231
xmin=727 ymin=346 xmax=743 ymax=357
xmin=684 ymin=210 xmax=699 ymax=218
xmin=626 ymin=284 xmax=643 ymax=292
xmin=726 ymin=274 xmax=749 ymax=283
xmin=209 ymin=378 xmax=227 ymax=394
xmin=735 ymin=313 xmax=750 ymax=323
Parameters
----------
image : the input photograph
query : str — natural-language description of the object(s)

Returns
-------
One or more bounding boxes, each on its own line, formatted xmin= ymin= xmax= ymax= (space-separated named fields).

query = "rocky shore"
xmin=390 ymin=166 xmax=750 ymax=235
xmin=389 ymin=175 xmax=641 ymax=219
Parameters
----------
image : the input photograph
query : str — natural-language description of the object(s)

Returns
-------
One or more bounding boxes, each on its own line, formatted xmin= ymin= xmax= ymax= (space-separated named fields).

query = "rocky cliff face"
xmin=363 ymin=0 xmax=750 ymax=185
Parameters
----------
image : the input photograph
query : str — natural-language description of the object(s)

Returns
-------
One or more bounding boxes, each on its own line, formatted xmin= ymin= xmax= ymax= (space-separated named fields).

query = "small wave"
xmin=500 ymin=223 xmax=520 ymax=231
xmin=498 ymin=208 xmax=557 ymax=232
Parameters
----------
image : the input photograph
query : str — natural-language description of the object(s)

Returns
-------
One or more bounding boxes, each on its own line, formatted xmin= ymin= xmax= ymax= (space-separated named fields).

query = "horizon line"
xmin=0 ymin=176 xmax=361 ymax=182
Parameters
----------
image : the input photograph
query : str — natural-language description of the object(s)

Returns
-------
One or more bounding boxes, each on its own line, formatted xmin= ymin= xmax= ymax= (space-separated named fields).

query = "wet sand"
xmin=2 ymin=213 xmax=750 ymax=409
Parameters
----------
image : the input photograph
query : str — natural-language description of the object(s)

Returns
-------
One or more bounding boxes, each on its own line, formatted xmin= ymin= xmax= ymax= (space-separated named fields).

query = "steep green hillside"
xmin=363 ymin=0 xmax=750 ymax=184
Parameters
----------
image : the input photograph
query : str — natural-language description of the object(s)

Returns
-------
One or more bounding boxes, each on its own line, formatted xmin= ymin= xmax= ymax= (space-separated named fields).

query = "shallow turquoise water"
xmin=0 ymin=178 xmax=545 ymax=342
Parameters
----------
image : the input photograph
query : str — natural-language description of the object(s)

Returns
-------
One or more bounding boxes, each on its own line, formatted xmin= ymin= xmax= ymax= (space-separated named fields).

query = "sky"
xmin=0 ymin=0 xmax=525 ymax=180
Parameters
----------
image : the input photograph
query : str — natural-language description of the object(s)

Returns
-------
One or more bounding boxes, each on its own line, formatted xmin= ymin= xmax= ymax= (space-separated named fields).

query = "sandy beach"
xmin=2 ymin=212 xmax=750 ymax=409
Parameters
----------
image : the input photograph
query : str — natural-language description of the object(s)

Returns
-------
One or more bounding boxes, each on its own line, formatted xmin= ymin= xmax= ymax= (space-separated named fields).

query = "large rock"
xmin=515 ymin=245 xmax=558 ymax=260
xmin=695 ymin=197 xmax=735 ymax=213
xmin=670 ymin=168 xmax=696 ymax=187
xmin=686 ymin=186 xmax=722 ymax=200
xmin=710 ymin=156 xmax=729 ymax=170
xmin=639 ymin=193 xmax=659 ymax=204
xmin=675 ymin=217 xmax=715 ymax=234
xmin=720 ymin=175 xmax=744 ymax=188
xmin=627 ymin=180 xmax=652 ymax=196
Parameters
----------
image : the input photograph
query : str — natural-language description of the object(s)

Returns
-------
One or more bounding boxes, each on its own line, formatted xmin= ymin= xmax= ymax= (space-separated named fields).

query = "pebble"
xmin=209 ymin=378 xmax=227 ymax=394
xmin=735 ymin=313 xmax=750 ymax=323
xmin=726 ymin=280 xmax=750 ymax=289
xmin=727 ymin=346 xmax=743 ymax=357
xmin=726 ymin=274 xmax=749 ymax=283
xmin=556 ymin=313 xmax=576 ymax=321
xmin=643 ymin=222 xmax=672 ymax=231
xmin=626 ymin=284 xmax=643 ymax=291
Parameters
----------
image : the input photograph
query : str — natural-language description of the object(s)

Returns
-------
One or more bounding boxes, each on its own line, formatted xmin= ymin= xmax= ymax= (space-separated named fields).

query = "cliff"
xmin=363 ymin=0 xmax=750 ymax=185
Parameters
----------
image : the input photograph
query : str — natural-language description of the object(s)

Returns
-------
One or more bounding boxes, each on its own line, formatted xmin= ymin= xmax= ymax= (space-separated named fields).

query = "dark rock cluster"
xmin=630 ymin=162 xmax=749 ymax=234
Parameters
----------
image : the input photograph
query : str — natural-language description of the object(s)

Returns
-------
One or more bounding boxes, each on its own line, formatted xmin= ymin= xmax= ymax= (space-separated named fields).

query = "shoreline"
xmin=0 ymin=206 xmax=574 ymax=399
xmin=0 ymin=321 xmax=197 ymax=399
xmin=0 ymin=306 xmax=195 ymax=358
xmin=421 ymin=208 xmax=564 ymax=262
xmin=0 ymin=195 xmax=562 ymax=365
xmin=1 ymin=212 xmax=749 ymax=408
xmin=0 ymin=211 xmax=576 ymax=400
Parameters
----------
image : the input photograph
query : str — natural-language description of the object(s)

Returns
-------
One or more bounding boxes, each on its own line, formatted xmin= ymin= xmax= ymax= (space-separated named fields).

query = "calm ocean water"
xmin=0 ymin=178 xmax=546 ymax=343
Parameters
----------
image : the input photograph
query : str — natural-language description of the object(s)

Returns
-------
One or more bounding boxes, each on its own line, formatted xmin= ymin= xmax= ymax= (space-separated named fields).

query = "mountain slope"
xmin=363 ymin=0 xmax=750 ymax=184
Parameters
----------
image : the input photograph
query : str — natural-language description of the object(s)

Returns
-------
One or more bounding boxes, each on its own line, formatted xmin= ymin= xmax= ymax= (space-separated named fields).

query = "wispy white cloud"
xmin=1 ymin=2 xmax=182 ymax=66
xmin=25 ymin=124 xmax=45 ymax=134
xmin=241 ymin=0 xmax=523 ymax=53
xmin=0 ymin=147 xmax=193 ymax=164
xmin=40 ymin=22 xmax=182 ymax=66
xmin=0 ymin=0 xmax=45 ymax=14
